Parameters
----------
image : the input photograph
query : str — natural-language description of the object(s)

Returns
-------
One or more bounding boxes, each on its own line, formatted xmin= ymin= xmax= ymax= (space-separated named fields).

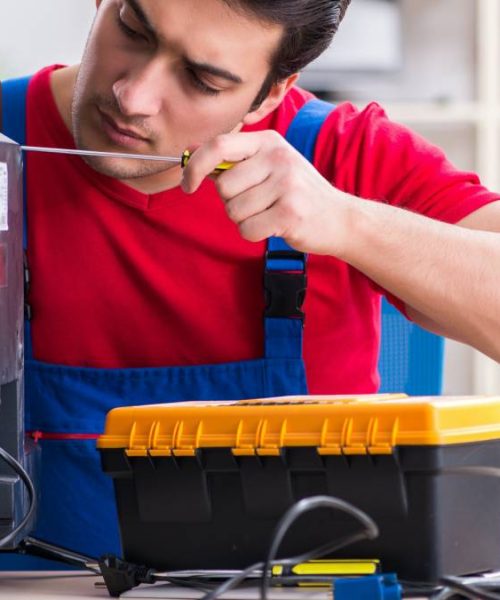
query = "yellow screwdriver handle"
xmin=181 ymin=150 xmax=234 ymax=174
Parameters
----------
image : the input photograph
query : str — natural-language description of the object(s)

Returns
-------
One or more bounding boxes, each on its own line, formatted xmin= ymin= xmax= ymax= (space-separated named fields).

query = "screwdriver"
xmin=20 ymin=146 xmax=234 ymax=174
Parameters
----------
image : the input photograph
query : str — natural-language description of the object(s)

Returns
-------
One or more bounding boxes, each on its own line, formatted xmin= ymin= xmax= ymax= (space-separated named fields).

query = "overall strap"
xmin=1 ymin=76 xmax=30 ymax=144
xmin=1 ymin=76 xmax=32 ymax=359
xmin=264 ymin=98 xmax=335 ymax=359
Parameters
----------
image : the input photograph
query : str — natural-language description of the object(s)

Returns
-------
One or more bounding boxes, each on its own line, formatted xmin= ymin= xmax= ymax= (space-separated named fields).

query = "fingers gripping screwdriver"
xmin=20 ymin=146 xmax=234 ymax=174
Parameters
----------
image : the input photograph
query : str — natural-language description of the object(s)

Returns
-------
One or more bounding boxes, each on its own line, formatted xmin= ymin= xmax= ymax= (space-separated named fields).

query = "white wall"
xmin=0 ymin=0 xmax=94 ymax=79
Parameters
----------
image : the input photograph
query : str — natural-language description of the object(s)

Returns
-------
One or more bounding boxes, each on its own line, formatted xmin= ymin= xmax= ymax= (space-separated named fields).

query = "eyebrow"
xmin=183 ymin=59 xmax=243 ymax=84
xmin=125 ymin=0 xmax=244 ymax=85
xmin=126 ymin=0 xmax=156 ymax=36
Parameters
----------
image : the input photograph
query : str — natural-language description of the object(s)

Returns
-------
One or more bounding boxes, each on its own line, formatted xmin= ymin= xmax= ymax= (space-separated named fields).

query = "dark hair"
xmin=222 ymin=0 xmax=352 ymax=107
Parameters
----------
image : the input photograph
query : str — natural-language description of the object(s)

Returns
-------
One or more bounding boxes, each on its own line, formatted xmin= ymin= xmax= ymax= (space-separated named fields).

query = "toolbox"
xmin=97 ymin=394 xmax=500 ymax=583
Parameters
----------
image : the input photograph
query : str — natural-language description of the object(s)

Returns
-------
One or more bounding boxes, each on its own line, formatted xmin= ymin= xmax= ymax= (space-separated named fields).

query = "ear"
xmin=242 ymin=73 xmax=299 ymax=127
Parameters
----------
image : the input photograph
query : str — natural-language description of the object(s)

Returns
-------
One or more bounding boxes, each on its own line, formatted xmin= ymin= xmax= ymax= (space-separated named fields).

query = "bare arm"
xmin=182 ymin=130 xmax=500 ymax=362
xmin=344 ymin=200 xmax=500 ymax=362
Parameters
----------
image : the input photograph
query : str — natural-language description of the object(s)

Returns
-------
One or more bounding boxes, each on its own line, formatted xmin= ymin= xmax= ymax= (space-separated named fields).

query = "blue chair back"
xmin=378 ymin=298 xmax=444 ymax=395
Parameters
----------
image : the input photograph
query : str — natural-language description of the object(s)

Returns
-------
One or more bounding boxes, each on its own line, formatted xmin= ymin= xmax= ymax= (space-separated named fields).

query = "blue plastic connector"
xmin=334 ymin=573 xmax=401 ymax=600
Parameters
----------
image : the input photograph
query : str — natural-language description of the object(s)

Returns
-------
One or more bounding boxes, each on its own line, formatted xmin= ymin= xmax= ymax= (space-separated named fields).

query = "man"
xmin=1 ymin=0 xmax=499 ymax=558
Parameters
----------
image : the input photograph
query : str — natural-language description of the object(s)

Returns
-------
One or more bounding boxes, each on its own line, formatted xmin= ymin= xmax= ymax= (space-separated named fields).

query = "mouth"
xmin=97 ymin=107 xmax=150 ymax=150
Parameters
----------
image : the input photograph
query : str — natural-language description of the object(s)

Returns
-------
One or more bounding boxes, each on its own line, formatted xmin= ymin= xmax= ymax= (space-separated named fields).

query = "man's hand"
xmin=181 ymin=129 xmax=500 ymax=362
xmin=181 ymin=131 xmax=353 ymax=256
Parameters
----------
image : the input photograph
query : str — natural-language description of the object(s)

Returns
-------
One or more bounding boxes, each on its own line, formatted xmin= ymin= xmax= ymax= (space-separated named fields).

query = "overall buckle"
xmin=264 ymin=251 xmax=307 ymax=319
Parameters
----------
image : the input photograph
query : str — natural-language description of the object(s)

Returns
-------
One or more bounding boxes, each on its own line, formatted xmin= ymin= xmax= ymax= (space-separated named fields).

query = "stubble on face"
xmin=69 ymin=0 xmax=284 ymax=190
xmin=71 ymin=78 xmax=174 ymax=180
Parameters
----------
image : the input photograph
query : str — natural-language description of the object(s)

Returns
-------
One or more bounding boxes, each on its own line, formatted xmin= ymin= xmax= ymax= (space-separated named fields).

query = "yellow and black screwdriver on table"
xmin=20 ymin=146 xmax=234 ymax=174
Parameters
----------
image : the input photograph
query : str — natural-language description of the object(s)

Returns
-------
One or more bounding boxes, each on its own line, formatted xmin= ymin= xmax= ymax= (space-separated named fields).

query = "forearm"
xmin=340 ymin=197 xmax=500 ymax=362
xmin=182 ymin=129 xmax=500 ymax=362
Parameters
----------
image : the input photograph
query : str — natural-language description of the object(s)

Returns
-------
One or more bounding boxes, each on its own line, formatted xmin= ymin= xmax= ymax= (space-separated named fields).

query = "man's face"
xmin=72 ymin=0 xmax=284 ymax=182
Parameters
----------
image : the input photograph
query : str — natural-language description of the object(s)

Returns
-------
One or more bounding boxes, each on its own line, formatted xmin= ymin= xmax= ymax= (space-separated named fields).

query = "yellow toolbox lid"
xmin=96 ymin=394 xmax=500 ymax=457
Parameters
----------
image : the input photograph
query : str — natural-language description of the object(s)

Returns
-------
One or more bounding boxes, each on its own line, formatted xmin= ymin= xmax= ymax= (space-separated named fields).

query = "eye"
xmin=186 ymin=68 xmax=221 ymax=97
xmin=116 ymin=14 xmax=149 ymax=43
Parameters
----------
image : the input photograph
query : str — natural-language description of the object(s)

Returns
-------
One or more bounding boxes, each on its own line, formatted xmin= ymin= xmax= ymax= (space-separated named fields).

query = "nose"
xmin=112 ymin=60 xmax=164 ymax=117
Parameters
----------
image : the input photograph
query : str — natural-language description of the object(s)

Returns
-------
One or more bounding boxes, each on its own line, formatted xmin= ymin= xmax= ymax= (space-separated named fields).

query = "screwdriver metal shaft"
xmin=21 ymin=145 xmax=182 ymax=164
xmin=20 ymin=146 xmax=234 ymax=172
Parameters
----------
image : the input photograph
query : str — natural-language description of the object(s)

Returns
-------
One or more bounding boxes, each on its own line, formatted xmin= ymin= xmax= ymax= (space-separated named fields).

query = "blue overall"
xmin=1 ymin=76 xmax=334 ymax=559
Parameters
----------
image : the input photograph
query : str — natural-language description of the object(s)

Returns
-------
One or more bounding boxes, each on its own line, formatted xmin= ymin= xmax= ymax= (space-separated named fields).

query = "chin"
xmin=81 ymin=155 xmax=169 ymax=180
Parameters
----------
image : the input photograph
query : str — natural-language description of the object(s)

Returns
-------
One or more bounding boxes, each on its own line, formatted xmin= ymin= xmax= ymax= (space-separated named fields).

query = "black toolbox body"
xmin=98 ymin=395 xmax=500 ymax=583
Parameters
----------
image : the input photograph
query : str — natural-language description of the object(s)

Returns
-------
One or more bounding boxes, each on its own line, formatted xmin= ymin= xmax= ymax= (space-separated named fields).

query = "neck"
xmin=50 ymin=64 xmax=79 ymax=135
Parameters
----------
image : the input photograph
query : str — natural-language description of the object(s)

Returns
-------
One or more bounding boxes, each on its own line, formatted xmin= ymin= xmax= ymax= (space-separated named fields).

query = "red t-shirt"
xmin=25 ymin=65 xmax=499 ymax=393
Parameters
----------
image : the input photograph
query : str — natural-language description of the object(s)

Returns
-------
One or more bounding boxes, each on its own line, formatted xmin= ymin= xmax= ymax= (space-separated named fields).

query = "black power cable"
xmin=198 ymin=495 xmax=379 ymax=600
xmin=436 ymin=465 xmax=500 ymax=600
xmin=6 ymin=455 xmax=500 ymax=600
xmin=0 ymin=446 xmax=36 ymax=548
xmin=260 ymin=496 xmax=379 ymax=600
xmin=440 ymin=576 xmax=500 ymax=600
